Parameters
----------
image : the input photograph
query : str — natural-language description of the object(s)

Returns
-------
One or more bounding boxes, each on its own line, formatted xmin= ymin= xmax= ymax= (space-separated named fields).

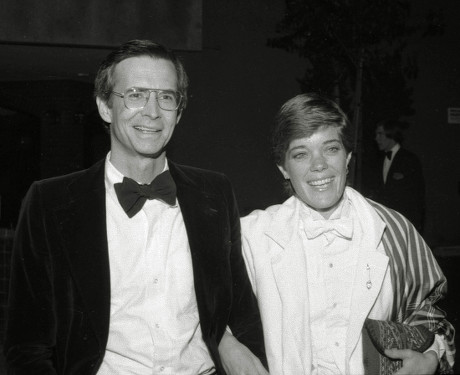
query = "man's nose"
xmin=142 ymin=92 xmax=160 ymax=116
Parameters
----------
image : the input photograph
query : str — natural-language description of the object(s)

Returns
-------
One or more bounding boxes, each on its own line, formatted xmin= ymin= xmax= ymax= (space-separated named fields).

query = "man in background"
xmin=370 ymin=119 xmax=425 ymax=233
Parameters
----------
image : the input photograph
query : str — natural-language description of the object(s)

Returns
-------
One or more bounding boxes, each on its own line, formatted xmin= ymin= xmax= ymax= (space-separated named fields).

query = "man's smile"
xmin=133 ymin=125 xmax=161 ymax=133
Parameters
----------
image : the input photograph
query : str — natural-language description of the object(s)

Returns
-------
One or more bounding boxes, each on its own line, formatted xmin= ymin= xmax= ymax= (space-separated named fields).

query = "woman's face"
xmin=278 ymin=126 xmax=351 ymax=219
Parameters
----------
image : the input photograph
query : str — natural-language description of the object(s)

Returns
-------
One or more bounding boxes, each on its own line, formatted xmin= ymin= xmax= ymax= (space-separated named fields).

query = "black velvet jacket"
xmin=4 ymin=159 xmax=266 ymax=374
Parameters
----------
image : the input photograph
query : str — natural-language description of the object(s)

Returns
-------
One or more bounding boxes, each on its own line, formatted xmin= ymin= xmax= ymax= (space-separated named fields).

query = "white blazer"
xmin=241 ymin=189 xmax=392 ymax=375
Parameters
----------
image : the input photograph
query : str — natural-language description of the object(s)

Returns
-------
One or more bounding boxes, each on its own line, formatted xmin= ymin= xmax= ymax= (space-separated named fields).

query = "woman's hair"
xmin=93 ymin=39 xmax=189 ymax=111
xmin=271 ymin=93 xmax=353 ymax=166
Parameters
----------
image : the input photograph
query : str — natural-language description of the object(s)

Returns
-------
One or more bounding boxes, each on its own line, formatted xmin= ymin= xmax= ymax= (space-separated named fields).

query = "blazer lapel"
xmin=344 ymin=189 xmax=390 ymax=366
xmin=265 ymin=198 xmax=313 ymax=373
xmin=54 ymin=160 xmax=111 ymax=346
xmin=345 ymin=250 xmax=388 ymax=361
xmin=168 ymin=162 xmax=226 ymax=336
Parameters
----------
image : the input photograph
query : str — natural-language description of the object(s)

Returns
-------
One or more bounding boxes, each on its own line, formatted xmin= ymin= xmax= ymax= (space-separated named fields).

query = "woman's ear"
xmin=346 ymin=152 xmax=352 ymax=166
xmin=277 ymin=164 xmax=290 ymax=180
xmin=96 ymin=97 xmax=113 ymax=124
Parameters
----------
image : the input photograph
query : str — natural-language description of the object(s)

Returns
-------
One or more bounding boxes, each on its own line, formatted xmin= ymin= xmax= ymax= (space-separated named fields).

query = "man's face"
xmin=97 ymin=56 xmax=181 ymax=167
xmin=278 ymin=126 xmax=352 ymax=219
xmin=374 ymin=125 xmax=394 ymax=151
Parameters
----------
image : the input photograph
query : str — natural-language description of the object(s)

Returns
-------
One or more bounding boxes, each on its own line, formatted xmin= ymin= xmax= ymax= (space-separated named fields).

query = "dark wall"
xmin=0 ymin=0 xmax=459 ymax=244
xmin=402 ymin=0 xmax=460 ymax=246
xmin=0 ymin=1 xmax=459 ymax=372
xmin=170 ymin=1 xmax=305 ymax=214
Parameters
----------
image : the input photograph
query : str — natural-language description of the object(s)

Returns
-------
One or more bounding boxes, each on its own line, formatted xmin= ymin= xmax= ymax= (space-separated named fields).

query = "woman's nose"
xmin=310 ymin=154 xmax=327 ymax=171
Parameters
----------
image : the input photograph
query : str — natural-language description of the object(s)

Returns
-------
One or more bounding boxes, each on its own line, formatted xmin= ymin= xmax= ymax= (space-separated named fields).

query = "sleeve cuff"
xmin=424 ymin=334 xmax=445 ymax=363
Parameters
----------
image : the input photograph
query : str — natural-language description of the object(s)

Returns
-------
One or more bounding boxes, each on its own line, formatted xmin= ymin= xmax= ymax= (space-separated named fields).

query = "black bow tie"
xmin=385 ymin=151 xmax=392 ymax=160
xmin=114 ymin=170 xmax=177 ymax=218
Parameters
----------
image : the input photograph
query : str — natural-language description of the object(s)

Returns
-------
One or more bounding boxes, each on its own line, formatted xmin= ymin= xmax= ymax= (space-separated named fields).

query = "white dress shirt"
xmin=300 ymin=198 xmax=357 ymax=374
xmin=97 ymin=154 xmax=214 ymax=375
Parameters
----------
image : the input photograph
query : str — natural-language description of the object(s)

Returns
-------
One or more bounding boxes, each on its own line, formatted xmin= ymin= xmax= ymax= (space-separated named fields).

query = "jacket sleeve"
xmin=222 ymin=177 xmax=267 ymax=368
xmin=3 ymin=182 xmax=58 ymax=374
xmin=381 ymin=208 xmax=455 ymax=373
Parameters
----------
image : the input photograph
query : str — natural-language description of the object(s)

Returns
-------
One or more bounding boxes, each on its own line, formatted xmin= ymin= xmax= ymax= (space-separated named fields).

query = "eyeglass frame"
xmin=110 ymin=87 xmax=183 ymax=111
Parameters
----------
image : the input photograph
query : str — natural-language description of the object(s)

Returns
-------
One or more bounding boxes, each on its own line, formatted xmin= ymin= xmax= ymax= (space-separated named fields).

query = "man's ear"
xmin=96 ymin=97 xmax=113 ymax=124
xmin=277 ymin=164 xmax=290 ymax=180
xmin=176 ymin=110 xmax=182 ymax=125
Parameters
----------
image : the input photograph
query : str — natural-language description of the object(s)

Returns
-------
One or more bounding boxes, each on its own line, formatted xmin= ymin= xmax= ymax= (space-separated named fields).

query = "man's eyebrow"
xmin=323 ymin=139 xmax=341 ymax=145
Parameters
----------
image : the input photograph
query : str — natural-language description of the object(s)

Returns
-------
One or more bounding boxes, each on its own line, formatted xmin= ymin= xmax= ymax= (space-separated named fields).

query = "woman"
xmin=242 ymin=93 xmax=455 ymax=374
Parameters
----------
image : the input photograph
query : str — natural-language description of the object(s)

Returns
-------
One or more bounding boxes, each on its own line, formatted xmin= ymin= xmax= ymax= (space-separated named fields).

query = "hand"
xmin=384 ymin=348 xmax=438 ymax=375
xmin=218 ymin=330 xmax=269 ymax=375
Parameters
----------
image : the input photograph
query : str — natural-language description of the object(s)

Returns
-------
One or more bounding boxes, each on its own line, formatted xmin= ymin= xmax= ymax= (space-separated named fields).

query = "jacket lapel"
xmin=264 ymin=198 xmax=313 ymax=373
xmin=168 ymin=162 xmax=225 ymax=337
xmin=54 ymin=160 xmax=111 ymax=346
xmin=345 ymin=250 xmax=388 ymax=362
xmin=344 ymin=188 xmax=390 ymax=367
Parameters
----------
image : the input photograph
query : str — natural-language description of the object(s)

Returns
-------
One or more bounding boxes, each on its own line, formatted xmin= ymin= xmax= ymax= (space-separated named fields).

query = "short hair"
xmin=94 ymin=39 xmax=189 ymax=111
xmin=376 ymin=119 xmax=404 ymax=144
xmin=272 ymin=93 xmax=353 ymax=167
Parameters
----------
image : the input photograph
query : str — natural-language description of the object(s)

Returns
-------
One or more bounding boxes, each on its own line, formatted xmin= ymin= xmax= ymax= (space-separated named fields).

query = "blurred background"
xmin=0 ymin=0 xmax=459 ymax=372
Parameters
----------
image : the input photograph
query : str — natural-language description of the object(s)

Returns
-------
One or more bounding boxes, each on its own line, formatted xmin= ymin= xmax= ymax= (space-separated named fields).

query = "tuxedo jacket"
xmin=4 ymin=159 xmax=266 ymax=374
xmin=371 ymin=147 xmax=425 ymax=232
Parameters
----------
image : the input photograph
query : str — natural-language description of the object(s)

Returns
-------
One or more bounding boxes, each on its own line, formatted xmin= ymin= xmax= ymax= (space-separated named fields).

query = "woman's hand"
xmin=218 ymin=330 xmax=269 ymax=375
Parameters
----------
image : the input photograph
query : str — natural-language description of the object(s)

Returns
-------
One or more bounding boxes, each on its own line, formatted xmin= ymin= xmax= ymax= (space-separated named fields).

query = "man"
xmin=370 ymin=120 xmax=425 ymax=233
xmin=4 ymin=40 xmax=267 ymax=375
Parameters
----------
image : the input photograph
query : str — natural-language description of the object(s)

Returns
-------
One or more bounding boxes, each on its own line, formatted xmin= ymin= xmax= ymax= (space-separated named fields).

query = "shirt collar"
xmin=104 ymin=151 xmax=170 ymax=188
xmin=299 ymin=191 xmax=351 ymax=221
xmin=389 ymin=143 xmax=400 ymax=156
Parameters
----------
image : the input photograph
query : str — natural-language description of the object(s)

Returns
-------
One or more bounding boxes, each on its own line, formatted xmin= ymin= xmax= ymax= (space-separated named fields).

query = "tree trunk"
xmin=350 ymin=49 xmax=364 ymax=190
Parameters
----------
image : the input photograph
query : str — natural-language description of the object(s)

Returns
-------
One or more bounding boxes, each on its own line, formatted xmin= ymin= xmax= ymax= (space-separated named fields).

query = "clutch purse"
xmin=362 ymin=318 xmax=435 ymax=375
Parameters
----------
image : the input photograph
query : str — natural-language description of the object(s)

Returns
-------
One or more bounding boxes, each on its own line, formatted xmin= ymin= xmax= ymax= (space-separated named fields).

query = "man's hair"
xmin=376 ymin=119 xmax=404 ymax=144
xmin=271 ymin=93 xmax=353 ymax=167
xmin=94 ymin=39 xmax=189 ymax=111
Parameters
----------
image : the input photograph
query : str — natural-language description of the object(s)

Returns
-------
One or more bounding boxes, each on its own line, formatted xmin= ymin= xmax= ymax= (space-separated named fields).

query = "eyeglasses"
xmin=111 ymin=87 xmax=183 ymax=111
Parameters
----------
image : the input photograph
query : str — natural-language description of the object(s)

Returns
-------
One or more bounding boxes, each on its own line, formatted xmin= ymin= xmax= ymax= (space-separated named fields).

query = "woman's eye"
xmin=293 ymin=153 xmax=307 ymax=159
xmin=327 ymin=145 xmax=340 ymax=153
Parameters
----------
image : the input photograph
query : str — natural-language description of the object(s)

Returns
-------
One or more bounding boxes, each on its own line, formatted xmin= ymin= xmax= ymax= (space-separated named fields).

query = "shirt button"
xmin=155 ymin=323 xmax=160 ymax=328
xmin=329 ymin=263 xmax=333 ymax=268
xmin=154 ymin=278 xmax=159 ymax=284
xmin=160 ymin=366 xmax=165 ymax=372
xmin=332 ymin=302 xmax=337 ymax=308
xmin=335 ymin=342 xmax=340 ymax=347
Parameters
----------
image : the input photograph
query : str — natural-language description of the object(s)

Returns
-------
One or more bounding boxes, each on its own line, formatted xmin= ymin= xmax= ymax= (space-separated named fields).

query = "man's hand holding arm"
xmin=385 ymin=348 xmax=438 ymax=375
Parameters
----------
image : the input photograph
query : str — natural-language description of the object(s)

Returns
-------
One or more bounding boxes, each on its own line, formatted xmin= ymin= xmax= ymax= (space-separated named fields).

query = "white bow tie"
xmin=303 ymin=217 xmax=353 ymax=240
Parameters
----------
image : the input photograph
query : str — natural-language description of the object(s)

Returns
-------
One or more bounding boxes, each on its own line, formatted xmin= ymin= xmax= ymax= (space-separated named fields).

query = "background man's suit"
xmin=4 ymin=159 xmax=265 ymax=374
xmin=370 ymin=147 xmax=425 ymax=233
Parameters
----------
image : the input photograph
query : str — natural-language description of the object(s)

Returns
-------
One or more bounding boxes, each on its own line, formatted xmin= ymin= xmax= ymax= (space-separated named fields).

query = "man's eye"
xmin=159 ymin=93 xmax=175 ymax=101
xmin=127 ymin=92 xmax=144 ymax=100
